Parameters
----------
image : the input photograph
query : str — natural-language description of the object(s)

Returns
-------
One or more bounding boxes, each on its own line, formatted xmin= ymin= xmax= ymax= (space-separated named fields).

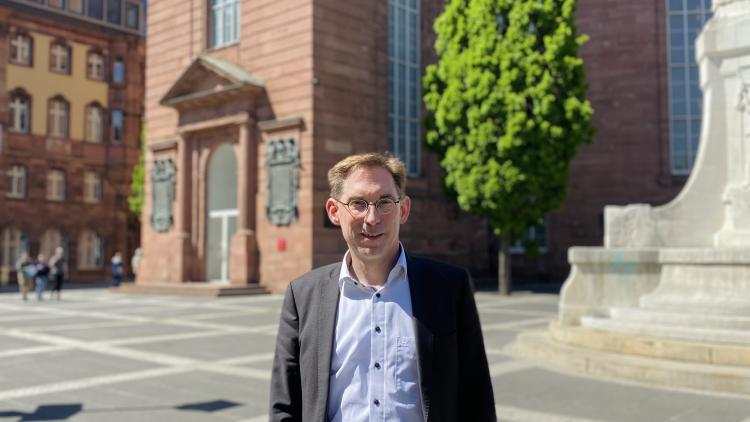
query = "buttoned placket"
xmin=370 ymin=283 xmax=386 ymax=421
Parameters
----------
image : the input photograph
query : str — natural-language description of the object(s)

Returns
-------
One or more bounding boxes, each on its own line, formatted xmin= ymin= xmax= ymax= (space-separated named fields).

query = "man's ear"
xmin=399 ymin=195 xmax=411 ymax=225
xmin=326 ymin=198 xmax=341 ymax=226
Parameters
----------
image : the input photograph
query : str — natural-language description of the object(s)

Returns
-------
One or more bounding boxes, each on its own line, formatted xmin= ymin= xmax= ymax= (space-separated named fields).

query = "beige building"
xmin=139 ymin=0 xmax=490 ymax=293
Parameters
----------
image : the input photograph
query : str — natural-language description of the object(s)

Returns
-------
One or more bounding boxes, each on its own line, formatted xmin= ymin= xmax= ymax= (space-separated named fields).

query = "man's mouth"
xmin=361 ymin=232 xmax=383 ymax=240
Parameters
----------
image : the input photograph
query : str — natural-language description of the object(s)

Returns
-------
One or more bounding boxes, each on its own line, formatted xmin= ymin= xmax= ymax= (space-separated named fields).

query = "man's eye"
xmin=350 ymin=201 xmax=367 ymax=210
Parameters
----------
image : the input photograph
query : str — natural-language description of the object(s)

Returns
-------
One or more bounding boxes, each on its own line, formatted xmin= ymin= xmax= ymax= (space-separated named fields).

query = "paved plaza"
xmin=0 ymin=287 xmax=748 ymax=421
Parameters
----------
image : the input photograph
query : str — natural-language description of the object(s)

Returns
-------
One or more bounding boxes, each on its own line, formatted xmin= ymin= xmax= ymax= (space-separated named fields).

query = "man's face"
xmin=326 ymin=166 xmax=411 ymax=265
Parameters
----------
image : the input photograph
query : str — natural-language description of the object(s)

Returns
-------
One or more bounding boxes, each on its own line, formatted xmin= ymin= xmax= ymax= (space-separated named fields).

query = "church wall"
xmin=309 ymin=0 xmax=491 ymax=275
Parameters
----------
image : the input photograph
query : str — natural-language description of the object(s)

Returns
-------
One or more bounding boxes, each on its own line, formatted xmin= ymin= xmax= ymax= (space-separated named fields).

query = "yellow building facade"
xmin=6 ymin=32 xmax=108 ymax=140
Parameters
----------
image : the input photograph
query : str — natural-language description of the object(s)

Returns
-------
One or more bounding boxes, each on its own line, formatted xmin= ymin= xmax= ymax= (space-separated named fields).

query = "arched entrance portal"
xmin=206 ymin=143 xmax=238 ymax=281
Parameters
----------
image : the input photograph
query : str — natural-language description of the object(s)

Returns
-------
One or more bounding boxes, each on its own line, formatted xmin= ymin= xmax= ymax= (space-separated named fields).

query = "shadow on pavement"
xmin=0 ymin=399 xmax=242 ymax=420
xmin=0 ymin=404 xmax=82 ymax=421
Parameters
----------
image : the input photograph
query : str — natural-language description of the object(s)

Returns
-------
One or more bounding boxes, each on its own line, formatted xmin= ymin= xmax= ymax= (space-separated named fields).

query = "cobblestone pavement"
xmin=0 ymin=288 xmax=748 ymax=421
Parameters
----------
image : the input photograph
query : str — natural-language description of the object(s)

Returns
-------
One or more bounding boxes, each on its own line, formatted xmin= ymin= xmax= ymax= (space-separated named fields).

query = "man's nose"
xmin=363 ymin=204 xmax=380 ymax=224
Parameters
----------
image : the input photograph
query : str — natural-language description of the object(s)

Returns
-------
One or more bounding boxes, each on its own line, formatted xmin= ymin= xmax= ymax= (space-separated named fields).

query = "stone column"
xmin=229 ymin=120 xmax=259 ymax=284
xmin=173 ymin=135 xmax=193 ymax=282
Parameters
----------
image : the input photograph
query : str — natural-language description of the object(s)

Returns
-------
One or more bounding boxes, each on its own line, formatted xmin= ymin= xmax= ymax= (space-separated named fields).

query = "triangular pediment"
xmin=160 ymin=54 xmax=264 ymax=108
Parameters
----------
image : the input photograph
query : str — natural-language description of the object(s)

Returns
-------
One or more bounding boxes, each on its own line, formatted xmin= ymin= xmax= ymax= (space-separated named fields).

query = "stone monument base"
xmin=515 ymin=321 xmax=750 ymax=395
xmin=517 ymin=247 xmax=750 ymax=395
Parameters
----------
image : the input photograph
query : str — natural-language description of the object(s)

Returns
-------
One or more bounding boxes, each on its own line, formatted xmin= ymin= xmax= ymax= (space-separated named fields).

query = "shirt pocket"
xmin=395 ymin=336 xmax=420 ymax=392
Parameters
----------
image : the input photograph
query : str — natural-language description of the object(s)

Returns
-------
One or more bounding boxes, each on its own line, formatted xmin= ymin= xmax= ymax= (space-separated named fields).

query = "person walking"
xmin=130 ymin=248 xmax=142 ymax=280
xmin=14 ymin=251 xmax=34 ymax=301
xmin=48 ymin=246 xmax=65 ymax=300
xmin=33 ymin=254 xmax=50 ymax=301
xmin=111 ymin=252 xmax=123 ymax=287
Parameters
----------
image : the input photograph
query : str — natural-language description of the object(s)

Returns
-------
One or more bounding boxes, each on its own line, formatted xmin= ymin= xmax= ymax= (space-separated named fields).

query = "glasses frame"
xmin=333 ymin=197 xmax=401 ymax=218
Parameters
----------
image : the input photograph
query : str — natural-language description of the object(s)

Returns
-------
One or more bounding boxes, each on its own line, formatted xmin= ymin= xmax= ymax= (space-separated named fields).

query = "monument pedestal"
xmin=516 ymin=0 xmax=750 ymax=394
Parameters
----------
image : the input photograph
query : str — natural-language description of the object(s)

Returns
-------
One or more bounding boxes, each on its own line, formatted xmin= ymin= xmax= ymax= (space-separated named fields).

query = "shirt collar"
xmin=338 ymin=243 xmax=408 ymax=291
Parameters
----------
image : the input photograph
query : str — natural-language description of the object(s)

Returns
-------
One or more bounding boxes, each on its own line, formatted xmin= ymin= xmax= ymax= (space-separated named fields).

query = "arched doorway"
xmin=206 ymin=143 xmax=238 ymax=281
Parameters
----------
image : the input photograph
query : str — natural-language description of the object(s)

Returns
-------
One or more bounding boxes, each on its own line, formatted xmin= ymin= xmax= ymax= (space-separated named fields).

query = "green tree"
xmin=423 ymin=0 xmax=594 ymax=294
xmin=128 ymin=127 xmax=145 ymax=220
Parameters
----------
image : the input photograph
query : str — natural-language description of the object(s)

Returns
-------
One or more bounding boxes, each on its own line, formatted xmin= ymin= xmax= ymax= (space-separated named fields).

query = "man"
xmin=15 ymin=251 xmax=33 ymax=301
xmin=270 ymin=152 xmax=495 ymax=422
xmin=49 ymin=246 xmax=65 ymax=300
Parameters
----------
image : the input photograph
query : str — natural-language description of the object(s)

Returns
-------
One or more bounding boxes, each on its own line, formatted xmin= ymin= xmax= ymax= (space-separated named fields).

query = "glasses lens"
xmin=348 ymin=199 xmax=368 ymax=214
xmin=376 ymin=199 xmax=396 ymax=214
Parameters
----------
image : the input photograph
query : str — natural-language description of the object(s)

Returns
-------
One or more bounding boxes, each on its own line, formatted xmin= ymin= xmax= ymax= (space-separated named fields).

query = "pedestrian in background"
xmin=14 ymin=251 xmax=33 ymax=301
xmin=111 ymin=252 xmax=123 ymax=287
xmin=49 ymin=246 xmax=65 ymax=300
xmin=131 ymin=248 xmax=142 ymax=280
xmin=34 ymin=254 xmax=50 ymax=301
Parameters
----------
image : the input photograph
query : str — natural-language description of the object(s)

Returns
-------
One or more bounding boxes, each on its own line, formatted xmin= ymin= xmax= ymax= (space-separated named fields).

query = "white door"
xmin=207 ymin=209 xmax=238 ymax=281
xmin=206 ymin=144 xmax=238 ymax=282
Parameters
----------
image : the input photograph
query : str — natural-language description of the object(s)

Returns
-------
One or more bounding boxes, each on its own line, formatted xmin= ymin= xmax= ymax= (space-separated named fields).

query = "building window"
xmin=667 ymin=0 xmax=712 ymax=175
xmin=111 ymin=110 xmax=124 ymax=143
xmin=84 ymin=171 xmax=102 ymax=203
xmin=50 ymin=42 xmax=71 ymax=74
xmin=10 ymin=33 xmax=32 ymax=66
xmin=46 ymin=170 xmax=66 ymax=201
xmin=510 ymin=222 xmax=548 ymax=254
xmin=388 ymin=0 xmax=421 ymax=176
xmin=48 ymin=97 xmax=70 ymax=138
xmin=48 ymin=0 xmax=66 ymax=9
xmin=40 ymin=228 xmax=65 ymax=260
xmin=6 ymin=165 xmax=26 ymax=199
xmin=113 ymin=58 xmax=125 ymax=83
xmin=88 ymin=0 xmax=103 ymax=19
xmin=9 ymin=91 xmax=31 ymax=133
xmin=68 ymin=0 xmax=84 ymax=14
xmin=1 ymin=228 xmax=28 ymax=270
xmin=78 ymin=229 xmax=103 ymax=269
xmin=107 ymin=0 xmax=122 ymax=24
xmin=87 ymin=51 xmax=105 ymax=80
xmin=85 ymin=103 xmax=104 ymax=143
xmin=210 ymin=0 xmax=240 ymax=48
xmin=125 ymin=1 xmax=140 ymax=29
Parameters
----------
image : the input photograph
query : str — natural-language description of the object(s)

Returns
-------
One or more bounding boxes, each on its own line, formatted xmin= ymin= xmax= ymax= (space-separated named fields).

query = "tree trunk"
xmin=498 ymin=235 xmax=511 ymax=295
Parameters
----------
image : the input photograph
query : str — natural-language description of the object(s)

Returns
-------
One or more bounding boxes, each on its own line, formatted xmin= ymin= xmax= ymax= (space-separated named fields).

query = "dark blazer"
xmin=269 ymin=254 xmax=496 ymax=422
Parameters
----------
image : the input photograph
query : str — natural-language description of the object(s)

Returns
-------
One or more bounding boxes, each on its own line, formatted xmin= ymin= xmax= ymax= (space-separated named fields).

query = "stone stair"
xmin=580 ymin=308 xmax=750 ymax=345
xmin=115 ymin=282 xmax=269 ymax=297
xmin=514 ymin=321 xmax=750 ymax=395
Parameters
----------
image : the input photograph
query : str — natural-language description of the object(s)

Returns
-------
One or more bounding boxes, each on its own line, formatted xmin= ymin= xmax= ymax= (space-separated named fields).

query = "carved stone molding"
xmin=266 ymin=138 xmax=299 ymax=226
xmin=151 ymin=158 xmax=176 ymax=233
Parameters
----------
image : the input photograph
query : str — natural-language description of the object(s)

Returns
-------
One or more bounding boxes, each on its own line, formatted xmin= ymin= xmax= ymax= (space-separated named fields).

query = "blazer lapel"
xmin=316 ymin=263 xmax=341 ymax=422
xmin=407 ymin=255 xmax=434 ymax=422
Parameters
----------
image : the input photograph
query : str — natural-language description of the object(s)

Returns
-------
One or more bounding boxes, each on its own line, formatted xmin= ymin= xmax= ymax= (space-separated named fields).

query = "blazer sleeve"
xmin=269 ymin=283 xmax=303 ymax=422
xmin=458 ymin=271 xmax=497 ymax=421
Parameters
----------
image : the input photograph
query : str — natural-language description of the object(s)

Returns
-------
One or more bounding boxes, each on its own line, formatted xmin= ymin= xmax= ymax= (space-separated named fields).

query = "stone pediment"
xmin=160 ymin=54 xmax=264 ymax=109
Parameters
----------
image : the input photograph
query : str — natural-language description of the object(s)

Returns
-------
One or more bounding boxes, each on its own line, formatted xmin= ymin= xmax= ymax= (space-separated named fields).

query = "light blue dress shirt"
xmin=326 ymin=245 xmax=423 ymax=422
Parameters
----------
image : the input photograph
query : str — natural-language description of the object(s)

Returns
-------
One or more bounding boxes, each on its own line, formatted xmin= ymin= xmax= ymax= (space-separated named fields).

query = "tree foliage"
xmin=423 ymin=0 xmax=594 ymax=242
xmin=128 ymin=127 xmax=145 ymax=220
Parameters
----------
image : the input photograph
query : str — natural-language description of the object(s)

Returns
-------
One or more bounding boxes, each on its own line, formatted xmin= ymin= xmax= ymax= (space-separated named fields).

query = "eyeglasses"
xmin=334 ymin=197 xmax=401 ymax=218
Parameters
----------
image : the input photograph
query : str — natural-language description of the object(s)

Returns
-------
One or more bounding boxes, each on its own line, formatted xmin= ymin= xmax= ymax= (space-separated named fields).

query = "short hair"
xmin=328 ymin=152 xmax=407 ymax=199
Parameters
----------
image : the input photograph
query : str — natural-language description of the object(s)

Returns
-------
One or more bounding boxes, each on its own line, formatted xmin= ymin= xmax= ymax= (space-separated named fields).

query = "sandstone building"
xmin=140 ymin=0 xmax=709 ymax=291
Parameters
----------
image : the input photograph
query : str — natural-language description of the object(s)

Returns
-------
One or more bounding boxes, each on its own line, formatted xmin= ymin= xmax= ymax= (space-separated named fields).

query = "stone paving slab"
xmin=0 ymin=289 xmax=748 ymax=421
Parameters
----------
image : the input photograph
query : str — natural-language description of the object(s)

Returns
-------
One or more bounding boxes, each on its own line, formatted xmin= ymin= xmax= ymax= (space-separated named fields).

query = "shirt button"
xmin=375 ymin=293 xmax=381 ymax=298
xmin=374 ymin=362 xmax=381 ymax=369
xmin=373 ymin=399 xmax=380 ymax=406
xmin=353 ymin=282 xmax=358 ymax=286
xmin=374 ymin=326 xmax=381 ymax=333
